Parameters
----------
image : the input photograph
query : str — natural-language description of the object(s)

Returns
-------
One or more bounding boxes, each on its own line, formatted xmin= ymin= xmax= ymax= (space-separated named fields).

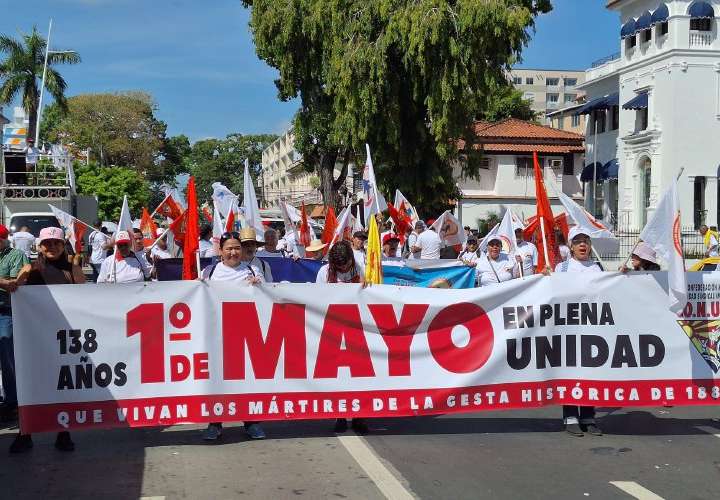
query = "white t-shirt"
xmin=559 ymin=244 xmax=571 ymax=262
xmin=415 ymin=230 xmax=442 ymax=259
xmin=97 ymin=253 xmax=150 ymax=283
xmin=204 ymin=258 xmax=273 ymax=283
xmin=407 ymin=232 xmax=421 ymax=260
xmin=353 ymin=248 xmax=366 ymax=275
xmin=256 ymin=248 xmax=287 ymax=258
xmin=515 ymin=241 xmax=538 ymax=275
xmin=11 ymin=231 xmax=35 ymax=258
xmin=316 ymin=262 xmax=364 ymax=283
xmin=88 ymin=230 xmax=109 ymax=264
xmin=555 ymin=257 xmax=602 ymax=274
xmin=477 ymin=253 xmax=515 ymax=286
xmin=25 ymin=146 xmax=39 ymax=164
xmin=708 ymin=234 xmax=719 ymax=257
xmin=150 ymin=246 xmax=172 ymax=260
xmin=199 ymin=239 xmax=216 ymax=258
xmin=458 ymin=249 xmax=480 ymax=266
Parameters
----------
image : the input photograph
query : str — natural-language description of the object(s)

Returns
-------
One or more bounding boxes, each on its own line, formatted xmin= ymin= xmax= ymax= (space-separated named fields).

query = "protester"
xmin=406 ymin=221 xmax=425 ymax=259
xmin=380 ymin=221 xmax=402 ymax=257
xmin=700 ymin=225 xmax=719 ymax=257
xmin=256 ymin=228 xmax=288 ymax=258
xmin=305 ymin=239 xmax=327 ymax=260
xmin=0 ymin=224 xmax=29 ymax=424
xmin=381 ymin=233 xmax=402 ymax=262
xmin=411 ymin=221 xmax=441 ymax=260
xmin=24 ymin=138 xmax=39 ymax=184
xmin=88 ymin=221 xmax=111 ymax=281
xmin=97 ymin=231 xmax=151 ymax=283
xmin=351 ymin=231 xmax=367 ymax=273
xmin=621 ymin=241 xmax=661 ymax=272
xmin=476 ymin=236 xmax=517 ymax=286
xmin=554 ymin=227 xmax=603 ymax=437
xmin=201 ymin=228 xmax=269 ymax=441
xmin=10 ymin=226 xmax=35 ymax=258
xmin=9 ymin=227 xmax=85 ymax=453
xmin=314 ymin=241 xmax=368 ymax=433
xmin=198 ymin=224 xmax=215 ymax=258
xmin=556 ymin=231 xmax=570 ymax=262
xmin=150 ymin=229 xmax=172 ymax=261
xmin=514 ymin=227 xmax=538 ymax=276
xmin=458 ymin=236 xmax=481 ymax=267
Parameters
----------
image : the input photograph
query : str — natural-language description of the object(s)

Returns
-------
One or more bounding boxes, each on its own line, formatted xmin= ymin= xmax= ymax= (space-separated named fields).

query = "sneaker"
xmin=583 ymin=423 xmax=603 ymax=436
xmin=565 ymin=423 xmax=584 ymax=436
xmin=202 ymin=423 xmax=222 ymax=441
xmin=55 ymin=431 xmax=75 ymax=452
xmin=245 ymin=423 xmax=266 ymax=440
xmin=9 ymin=433 xmax=33 ymax=453
xmin=333 ymin=418 xmax=348 ymax=433
xmin=351 ymin=418 xmax=369 ymax=435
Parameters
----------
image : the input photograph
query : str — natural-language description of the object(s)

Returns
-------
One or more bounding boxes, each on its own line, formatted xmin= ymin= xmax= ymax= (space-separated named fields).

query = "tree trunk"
xmin=26 ymin=99 xmax=38 ymax=144
xmin=318 ymin=150 xmax=339 ymax=208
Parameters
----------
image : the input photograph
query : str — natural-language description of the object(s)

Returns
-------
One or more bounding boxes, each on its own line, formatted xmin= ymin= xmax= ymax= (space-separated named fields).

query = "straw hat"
xmin=305 ymin=238 xmax=327 ymax=253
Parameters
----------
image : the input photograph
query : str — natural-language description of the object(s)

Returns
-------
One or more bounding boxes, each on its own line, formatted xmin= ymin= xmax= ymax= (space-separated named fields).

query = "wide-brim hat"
xmin=239 ymin=227 xmax=261 ymax=243
xmin=306 ymin=239 xmax=327 ymax=252
xmin=634 ymin=241 xmax=658 ymax=264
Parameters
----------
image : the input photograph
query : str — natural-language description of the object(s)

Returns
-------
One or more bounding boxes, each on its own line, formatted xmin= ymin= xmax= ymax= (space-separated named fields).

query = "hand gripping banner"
xmin=12 ymin=272 xmax=720 ymax=433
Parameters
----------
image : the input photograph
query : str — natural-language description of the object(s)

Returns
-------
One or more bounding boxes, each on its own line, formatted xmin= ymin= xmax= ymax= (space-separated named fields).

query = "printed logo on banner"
xmin=677 ymin=320 xmax=720 ymax=373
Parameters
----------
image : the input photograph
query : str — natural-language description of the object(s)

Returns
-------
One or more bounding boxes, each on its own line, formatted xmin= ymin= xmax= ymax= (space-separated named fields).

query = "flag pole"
xmin=539 ymin=216 xmax=551 ymax=270
xmin=149 ymin=193 xmax=171 ymax=219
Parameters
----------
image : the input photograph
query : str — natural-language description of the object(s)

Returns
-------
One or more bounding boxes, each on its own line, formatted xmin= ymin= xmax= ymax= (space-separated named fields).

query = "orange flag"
xmin=300 ymin=202 xmax=312 ymax=248
xmin=155 ymin=193 xmax=183 ymax=221
xmin=139 ymin=207 xmax=158 ymax=247
xmin=529 ymin=152 xmax=560 ymax=272
xmin=183 ymin=177 xmax=200 ymax=280
xmin=320 ymin=206 xmax=338 ymax=254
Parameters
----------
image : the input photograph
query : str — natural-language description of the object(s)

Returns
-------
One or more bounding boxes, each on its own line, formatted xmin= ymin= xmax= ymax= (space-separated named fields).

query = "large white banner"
xmin=12 ymin=272 xmax=720 ymax=433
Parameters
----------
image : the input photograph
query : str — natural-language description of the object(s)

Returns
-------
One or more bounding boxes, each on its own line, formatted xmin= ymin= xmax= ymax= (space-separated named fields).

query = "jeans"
xmin=562 ymin=405 xmax=595 ymax=425
xmin=90 ymin=263 xmax=102 ymax=282
xmin=0 ymin=315 xmax=16 ymax=406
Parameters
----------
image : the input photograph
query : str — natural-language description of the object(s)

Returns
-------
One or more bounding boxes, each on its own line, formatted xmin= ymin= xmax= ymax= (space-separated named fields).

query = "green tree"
xmin=74 ymin=162 xmax=150 ymax=221
xmin=187 ymin=133 xmax=277 ymax=201
xmin=44 ymin=92 xmax=170 ymax=182
xmin=478 ymin=83 xmax=537 ymax=123
xmin=242 ymin=0 xmax=551 ymax=215
xmin=0 ymin=26 xmax=80 ymax=141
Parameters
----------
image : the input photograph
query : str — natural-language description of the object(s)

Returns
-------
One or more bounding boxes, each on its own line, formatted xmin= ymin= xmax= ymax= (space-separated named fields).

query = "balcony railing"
xmin=690 ymin=31 xmax=714 ymax=47
xmin=591 ymin=52 xmax=620 ymax=68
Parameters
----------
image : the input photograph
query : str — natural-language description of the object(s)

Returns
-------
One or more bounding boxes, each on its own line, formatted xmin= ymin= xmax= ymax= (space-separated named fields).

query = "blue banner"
xmin=155 ymin=257 xmax=325 ymax=283
xmin=382 ymin=263 xmax=476 ymax=289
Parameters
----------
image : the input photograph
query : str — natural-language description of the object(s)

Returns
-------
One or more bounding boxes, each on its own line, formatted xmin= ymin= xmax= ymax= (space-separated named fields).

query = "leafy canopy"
xmin=74 ymin=162 xmax=150 ymax=221
xmin=242 ymin=0 xmax=551 ymax=215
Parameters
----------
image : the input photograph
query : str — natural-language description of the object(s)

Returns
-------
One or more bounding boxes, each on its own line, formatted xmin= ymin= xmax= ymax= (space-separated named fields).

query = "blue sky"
xmin=1 ymin=0 xmax=621 ymax=142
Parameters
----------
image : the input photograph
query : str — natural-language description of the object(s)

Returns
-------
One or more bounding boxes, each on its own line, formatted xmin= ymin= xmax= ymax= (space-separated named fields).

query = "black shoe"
xmin=351 ymin=418 xmax=369 ymax=435
xmin=583 ymin=423 xmax=603 ymax=436
xmin=565 ymin=423 xmax=584 ymax=436
xmin=334 ymin=418 xmax=348 ymax=433
xmin=9 ymin=433 xmax=33 ymax=453
xmin=55 ymin=431 xmax=75 ymax=451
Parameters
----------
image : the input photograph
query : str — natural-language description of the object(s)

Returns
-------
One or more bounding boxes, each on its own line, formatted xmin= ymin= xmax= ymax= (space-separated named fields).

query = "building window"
xmin=612 ymin=105 xmax=619 ymax=130
xmin=564 ymin=94 xmax=576 ymax=103
xmin=555 ymin=118 xmax=564 ymax=130
xmin=525 ymin=77 xmax=534 ymax=85
xmin=690 ymin=18 xmax=712 ymax=32
xmin=564 ymin=78 xmax=577 ymax=87
xmin=547 ymin=93 xmax=559 ymax=103
xmin=523 ymin=92 xmax=535 ymax=102
xmin=563 ymin=159 xmax=574 ymax=176
xmin=592 ymin=109 xmax=606 ymax=133
xmin=641 ymin=29 xmax=652 ymax=43
xmin=479 ymin=158 xmax=491 ymax=169
xmin=637 ymin=108 xmax=648 ymax=131
xmin=515 ymin=157 xmax=534 ymax=178
xmin=546 ymin=77 xmax=560 ymax=86
xmin=640 ymin=158 xmax=652 ymax=227
xmin=512 ymin=76 xmax=522 ymax=85
xmin=659 ymin=21 xmax=669 ymax=36
xmin=626 ymin=35 xmax=637 ymax=49
xmin=571 ymin=115 xmax=580 ymax=127
xmin=694 ymin=176 xmax=707 ymax=228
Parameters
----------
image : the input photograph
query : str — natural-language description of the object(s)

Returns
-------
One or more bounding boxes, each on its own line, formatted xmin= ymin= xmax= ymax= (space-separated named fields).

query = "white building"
xmin=455 ymin=118 xmax=586 ymax=225
xmin=577 ymin=0 xmax=720 ymax=230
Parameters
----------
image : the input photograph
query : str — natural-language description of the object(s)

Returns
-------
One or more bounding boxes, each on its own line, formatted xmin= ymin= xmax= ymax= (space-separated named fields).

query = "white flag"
xmin=556 ymin=190 xmax=617 ymax=240
xmin=639 ymin=179 xmax=686 ymax=313
xmin=211 ymin=182 xmax=238 ymax=220
xmin=48 ymin=204 xmax=82 ymax=251
xmin=362 ymin=144 xmax=388 ymax=221
xmin=353 ymin=205 xmax=364 ymax=232
xmin=117 ymin=195 xmax=133 ymax=234
xmin=212 ymin=201 xmax=224 ymax=255
xmin=497 ymin=208 xmax=519 ymax=256
xmin=479 ymin=223 xmax=499 ymax=252
xmin=330 ymin=206 xmax=354 ymax=249
xmin=242 ymin=159 xmax=265 ymax=241
xmin=394 ymin=189 xmax=419 ymax=225
xmin=430 ymin=210 xmax=467 ymax=247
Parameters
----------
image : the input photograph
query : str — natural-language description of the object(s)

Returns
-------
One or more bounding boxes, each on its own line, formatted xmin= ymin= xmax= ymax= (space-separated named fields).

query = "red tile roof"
xmin=457 ymin=117 xmax=584 ymax=153
xmin=482 ymin=143 xmax=585 ymax=154
xmin=472 ymin=118 xmax=584 ymax=140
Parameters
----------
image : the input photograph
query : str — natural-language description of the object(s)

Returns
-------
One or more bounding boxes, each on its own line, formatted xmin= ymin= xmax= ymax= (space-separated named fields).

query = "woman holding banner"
xmin=554 ymin=227 xmax=603 ymax=437
xmin=201 ymin=228 xmax=269 ymax=441
xmin=476 ymin=236 xmax=518 ymax=286
xmin=9 ymin=227 xmax=85 ymax=453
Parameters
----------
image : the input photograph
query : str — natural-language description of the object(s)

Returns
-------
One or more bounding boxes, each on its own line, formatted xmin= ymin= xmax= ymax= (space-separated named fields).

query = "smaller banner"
xmin=156 ymin=257 xmax=325 ymax=283
xmin=383 ymin=260 xmax=476 ymax=289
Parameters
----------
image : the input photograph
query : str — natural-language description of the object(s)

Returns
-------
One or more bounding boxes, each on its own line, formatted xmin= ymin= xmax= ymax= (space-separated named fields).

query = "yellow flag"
xmin=364 ymin=215 xmax=383 ymax=285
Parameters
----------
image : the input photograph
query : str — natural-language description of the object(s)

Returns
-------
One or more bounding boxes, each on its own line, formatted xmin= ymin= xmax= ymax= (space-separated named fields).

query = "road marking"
xmin=610 ymin=481 xmax=665 ymax=500
xmin=337 ymin=434 xmax=415 ymax=500
xmin=695 ymin=425 xmax=720 ymax=439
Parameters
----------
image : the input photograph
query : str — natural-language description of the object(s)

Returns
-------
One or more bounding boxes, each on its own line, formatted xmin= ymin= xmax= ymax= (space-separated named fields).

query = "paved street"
xmin=2 ymin=405 xmax=719 ymax=500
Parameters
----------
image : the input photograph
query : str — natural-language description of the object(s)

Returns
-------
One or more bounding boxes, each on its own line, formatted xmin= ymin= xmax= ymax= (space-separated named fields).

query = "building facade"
xmin=577 ymin=0 xmax=720 ymax=230
xmin=546 ymin=102 xmax=587 ymax=134
xmin=507 ymin=68 xmax=586 ymax=123
xmin=455 ymin=118 xmax=586 ymax=226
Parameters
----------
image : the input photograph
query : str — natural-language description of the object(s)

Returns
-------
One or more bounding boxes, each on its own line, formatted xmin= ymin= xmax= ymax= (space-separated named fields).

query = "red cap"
xmin=382 ymin=233 xmax=400 ymax=245
xmin=0 ymin=225 xmax=8 ymax=240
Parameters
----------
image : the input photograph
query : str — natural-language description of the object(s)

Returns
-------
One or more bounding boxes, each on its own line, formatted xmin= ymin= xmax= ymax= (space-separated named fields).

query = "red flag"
xmin=169 ymin=209 xmax=188 ymax=247
xmin=528 ymin=152 xmax=560 ymax=272
xmin=139 ymin=207 xmax=158 ymax=247
xmin=72 ymin=221 xmax=86 ymax=254
xmin=156 ymin=194 xmax=183 ymax=221
xmin=300 ymin=202 xmax=311 ymax=248
xmin=183 ymin=177 xmax=200 ymax=280
xmin=202 ymin=205 xmax=213 ymax=223
xmin=387 ymin=203 xmax=412 ymax=245
xmin=225 ymin=209 xmax=235 ymax=233
xmin=321 ymin=207 xmax=338 ymax=255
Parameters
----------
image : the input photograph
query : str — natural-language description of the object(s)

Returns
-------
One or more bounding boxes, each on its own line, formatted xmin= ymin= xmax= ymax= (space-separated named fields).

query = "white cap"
xmin=568 ymin=226 xmax=591 ymax=243
xmin=115 ymin=230 xmax=131 ymax=244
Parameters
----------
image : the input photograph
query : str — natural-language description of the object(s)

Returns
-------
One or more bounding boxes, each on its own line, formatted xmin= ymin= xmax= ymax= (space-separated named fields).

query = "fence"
xmin=596 ymin=224 xmax=706 ymax=260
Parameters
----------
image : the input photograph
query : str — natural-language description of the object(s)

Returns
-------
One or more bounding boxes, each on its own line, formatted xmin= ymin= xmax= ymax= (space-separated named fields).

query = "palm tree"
xmin=0 ymin=26 xmax=80 ymax=141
